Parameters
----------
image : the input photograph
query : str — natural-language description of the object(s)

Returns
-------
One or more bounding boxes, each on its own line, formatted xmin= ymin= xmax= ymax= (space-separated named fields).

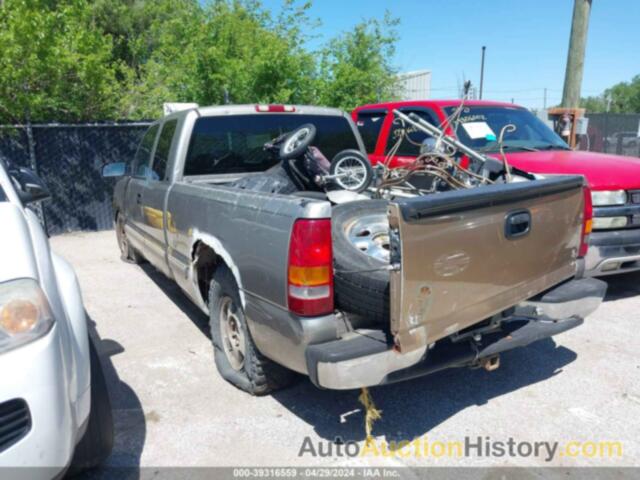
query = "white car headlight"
xmin=591 ymin=190 xmax=627 ymax=206
xmin=592 ymin=216 xmax=628 ymax=230
xmin=0 ymin=278 xmax=54 ymax=353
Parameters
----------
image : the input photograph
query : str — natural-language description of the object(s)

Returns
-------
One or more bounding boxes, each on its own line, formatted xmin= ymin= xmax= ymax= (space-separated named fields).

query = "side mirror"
xmin=102 ymin=162 xmax=126 ymax=178
xmin=10 ymin=167 xmax=51 ymax=204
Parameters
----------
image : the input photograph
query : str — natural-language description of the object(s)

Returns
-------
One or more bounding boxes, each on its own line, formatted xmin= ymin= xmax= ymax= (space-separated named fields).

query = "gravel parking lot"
xmin=51 ymin=231 xmax=640 ymax=471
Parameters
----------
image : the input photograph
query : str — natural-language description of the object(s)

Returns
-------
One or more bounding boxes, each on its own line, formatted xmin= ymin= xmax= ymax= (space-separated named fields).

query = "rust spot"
xmin=420 ymin=286 xmax=431 ymax=296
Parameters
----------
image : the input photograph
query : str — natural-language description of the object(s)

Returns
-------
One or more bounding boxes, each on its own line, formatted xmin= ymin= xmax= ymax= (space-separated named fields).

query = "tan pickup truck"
xmin=103 ymin=104 xmax=607 ymax=394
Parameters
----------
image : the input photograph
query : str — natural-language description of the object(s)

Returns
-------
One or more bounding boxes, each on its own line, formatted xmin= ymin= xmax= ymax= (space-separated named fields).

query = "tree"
xmin=581 ymin=75 xmax=640 ymax=113
xmin=190 ymin=0 xmax=317 ymax=107
xmin=0 ymin=0 xmax=402 ymax=121
xmin=108 ymin=0 xmax=319 ymax=118
xmin=0 ymin=0 xmax=121 ymax=123
xmin=316 ymin=13 xmax=399 ymax=111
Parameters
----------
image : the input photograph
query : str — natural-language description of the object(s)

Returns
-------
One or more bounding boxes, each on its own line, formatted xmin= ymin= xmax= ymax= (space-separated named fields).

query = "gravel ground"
xmin=51 ymin=230 xmax=640 ymax=471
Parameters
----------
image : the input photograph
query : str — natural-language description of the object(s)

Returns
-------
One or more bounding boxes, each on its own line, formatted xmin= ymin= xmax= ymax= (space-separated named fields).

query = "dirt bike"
xmin=264 ymin=123 xmax=374 ymax=194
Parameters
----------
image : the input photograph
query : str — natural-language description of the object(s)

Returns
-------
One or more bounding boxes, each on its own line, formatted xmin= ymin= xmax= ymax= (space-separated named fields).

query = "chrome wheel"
xmin=345 ymin=214 xmax=390 ymax=262
xmin=333 ymin=155 xmax=369 ymax=191
xmin=282 ymin=127 xmax=312 ymax=155
xmin=219 ymin=297 xmax=246 ymax=371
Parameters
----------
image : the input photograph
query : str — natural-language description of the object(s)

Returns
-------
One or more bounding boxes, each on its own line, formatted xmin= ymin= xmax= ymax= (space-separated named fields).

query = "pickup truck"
xmin=353 ymin=99 xmax=640 ymax=277
xmin=103 ymin=104 xmax=606 ymax=395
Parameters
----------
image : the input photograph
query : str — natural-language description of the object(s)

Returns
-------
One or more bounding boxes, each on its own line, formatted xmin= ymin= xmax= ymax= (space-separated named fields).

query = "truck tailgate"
xmin=387 ymin=176 xmax=585 ymax=353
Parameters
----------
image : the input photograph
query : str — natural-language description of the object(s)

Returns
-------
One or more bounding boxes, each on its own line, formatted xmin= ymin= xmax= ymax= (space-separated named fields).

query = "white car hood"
xmin=0 ymin=202 xmax=39 ymax=283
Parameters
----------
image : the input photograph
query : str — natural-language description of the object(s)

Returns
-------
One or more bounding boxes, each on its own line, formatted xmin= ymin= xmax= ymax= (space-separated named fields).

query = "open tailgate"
xmin=387 ymin=176 xmax=585 ymax=353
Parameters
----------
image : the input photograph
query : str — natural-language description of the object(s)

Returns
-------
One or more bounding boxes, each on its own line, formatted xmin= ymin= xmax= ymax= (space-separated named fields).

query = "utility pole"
xmin=543 ymin=88 xmax=548 ymax=109
xmin=479 ymin=46 xmax=486 ymax=100
xmin=561 ymin=0 xmax=592 ymax=108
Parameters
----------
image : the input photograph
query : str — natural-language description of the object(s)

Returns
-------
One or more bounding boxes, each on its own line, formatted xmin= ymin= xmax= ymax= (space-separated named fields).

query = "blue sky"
xmin=258 ymin=0 xmax=639 ymax=109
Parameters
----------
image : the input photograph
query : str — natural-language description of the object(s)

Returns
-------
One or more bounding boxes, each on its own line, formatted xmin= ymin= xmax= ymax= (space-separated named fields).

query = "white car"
xmin=0 ymin=160 xmax=113 ymax=477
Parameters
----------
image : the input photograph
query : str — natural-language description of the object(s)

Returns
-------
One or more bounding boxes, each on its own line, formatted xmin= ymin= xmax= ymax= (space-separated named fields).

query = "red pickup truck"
xmin=352 ymin=100 xmax=640 ymax=277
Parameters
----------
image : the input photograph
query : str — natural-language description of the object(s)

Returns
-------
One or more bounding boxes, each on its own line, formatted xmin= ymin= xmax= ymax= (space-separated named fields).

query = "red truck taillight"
xmin=580 ymin=186 xmax=593 ymax=258
xmin=255 ymin=104 xmax=296 ymax=112
xmin=288 ymin=219 xmax=334 ymax=316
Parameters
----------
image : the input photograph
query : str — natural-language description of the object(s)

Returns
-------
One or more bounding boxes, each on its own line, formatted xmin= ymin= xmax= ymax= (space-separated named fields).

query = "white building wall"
xmin=396 ymin=70 xmax=431 ymax=100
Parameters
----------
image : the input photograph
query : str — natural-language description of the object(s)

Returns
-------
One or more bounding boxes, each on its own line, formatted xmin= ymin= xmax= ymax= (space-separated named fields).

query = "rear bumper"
xmin=305 ymin=278 xmax=606 ymax=390
xmin=585 ymin=228 xmax=640 ymax=276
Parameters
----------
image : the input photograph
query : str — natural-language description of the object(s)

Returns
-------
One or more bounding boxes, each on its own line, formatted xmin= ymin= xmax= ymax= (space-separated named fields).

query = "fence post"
xmin=25 ymin=121 xmax=49 ymax=234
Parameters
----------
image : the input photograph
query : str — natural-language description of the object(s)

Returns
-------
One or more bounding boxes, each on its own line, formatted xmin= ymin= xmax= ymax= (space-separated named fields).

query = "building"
xmin=395 ymin=70 xmax=431 ymax=100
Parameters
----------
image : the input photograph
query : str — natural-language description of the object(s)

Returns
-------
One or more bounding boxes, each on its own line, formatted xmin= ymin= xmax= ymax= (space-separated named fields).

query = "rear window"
xmin=355 ymin=110 xmax=386 ymax=152
xmin=184 ymin=114 xmax=360 ymax=176
xmin=0 ymin=185 xmax=6 ymax=202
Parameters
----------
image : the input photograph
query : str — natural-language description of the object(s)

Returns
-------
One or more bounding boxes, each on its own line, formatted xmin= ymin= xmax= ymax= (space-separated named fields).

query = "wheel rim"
xmin=116 ymin=217 xmax=128 ymax=255
xmin=345 ymin=214 xmax=390 ymax=262
xmin=219 ymin=297 xmax=246 ymax=371
xmin=282 ymin=127 xmax=311 ymax=155
xmin=333 ymin=156 xmax=368 ymax=191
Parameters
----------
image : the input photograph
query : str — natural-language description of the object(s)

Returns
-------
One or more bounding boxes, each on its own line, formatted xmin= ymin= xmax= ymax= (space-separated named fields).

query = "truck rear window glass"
xmin=355 ymin=110 xmax=386 ymax=152
xmin=184 ymin=114 xmax=360 ymax=176
xmin=0 ymin=185 xmax=6 ymax=202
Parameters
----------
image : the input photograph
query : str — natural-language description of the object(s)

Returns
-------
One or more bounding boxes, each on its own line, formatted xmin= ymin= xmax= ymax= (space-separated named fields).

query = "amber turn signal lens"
xmin=288 ymin=265 xmax=331 ymax=286
xmin=584 ymin=218 xmax=593 ymax=235
xmin=0 ymin=299 xmax=39 ymax=334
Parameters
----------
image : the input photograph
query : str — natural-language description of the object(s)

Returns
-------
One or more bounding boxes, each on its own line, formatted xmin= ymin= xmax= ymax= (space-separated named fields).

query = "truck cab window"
xmin=151 ymin=120 xmax=177 ymax=181
xmin=385 ymin=110 xmax=439 ymax=156
xmin=133 ymin=124 xmax=159 ymax=178
xmin=356 ymin=110 xmax=387 ymax=153
xmin=184 ymin=114 xmax=359 ymax=176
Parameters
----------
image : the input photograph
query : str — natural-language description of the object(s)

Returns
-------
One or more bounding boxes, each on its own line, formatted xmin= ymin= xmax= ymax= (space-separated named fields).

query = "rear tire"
xmin=116 ymin=213 xmax=144 ymax=264
xmin=332 ymin=200 xmax=390 ymax=323
xmin=209 ymin=266 xmax=296 ymax=395
xmin=68 ymin=337 xmax=114 ymax=474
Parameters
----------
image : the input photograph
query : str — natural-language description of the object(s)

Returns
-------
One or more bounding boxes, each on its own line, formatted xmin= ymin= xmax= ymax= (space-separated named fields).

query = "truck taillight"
xmin=288 ymin=219 xmax=333 ymax=316
xmin=255 ymin=104 xmax=295 ymax=112
xmin=580 ymin=186 xmax=593 ymax=258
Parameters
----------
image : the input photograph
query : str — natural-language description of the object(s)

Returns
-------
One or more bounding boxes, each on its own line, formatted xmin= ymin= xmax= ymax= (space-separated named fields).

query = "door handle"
xmin=136 ymin=193 xmax=142 ymax=205
xmin=505 ymin=210 xmax=531 ymax=239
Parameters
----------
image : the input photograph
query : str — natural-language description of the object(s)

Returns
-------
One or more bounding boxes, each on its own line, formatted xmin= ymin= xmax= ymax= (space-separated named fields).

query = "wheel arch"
xmin=189 ymin=231 xmax=246 ymax=310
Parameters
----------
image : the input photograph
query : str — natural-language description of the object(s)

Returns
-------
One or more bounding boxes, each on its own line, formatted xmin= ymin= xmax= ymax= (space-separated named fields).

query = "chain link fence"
xmin=577 ymin=113 xmax=640 ymax=157
xmin=0 ymin=123 xmax=151 ymax=235
xmin=1 ymin=115 xmax=637 ymax=235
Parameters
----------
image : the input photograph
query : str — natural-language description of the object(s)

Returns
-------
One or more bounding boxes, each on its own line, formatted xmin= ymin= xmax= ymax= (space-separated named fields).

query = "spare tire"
xmin=332 ymin=200 xmax=390 ymax=323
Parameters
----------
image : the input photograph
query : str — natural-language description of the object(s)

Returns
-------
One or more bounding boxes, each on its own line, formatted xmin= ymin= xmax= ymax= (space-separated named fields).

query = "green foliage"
xmin=0 ymin=0 xmax=121 ymax=123
xmin=317 ymin=13 xmax=400 ymax=110
xmin=0 ymin=0 xmax=401 ymax=122
xmin=191 ymin=0 xmax=318 ymax=107
xmin=581 ymin=75 xmax=640 ymax=114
